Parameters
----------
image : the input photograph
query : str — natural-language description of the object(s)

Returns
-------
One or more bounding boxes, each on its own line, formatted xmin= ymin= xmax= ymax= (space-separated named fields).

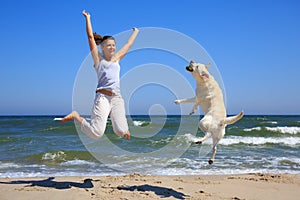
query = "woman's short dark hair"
xmin=93 ymin=33 xmax=115 ymax=45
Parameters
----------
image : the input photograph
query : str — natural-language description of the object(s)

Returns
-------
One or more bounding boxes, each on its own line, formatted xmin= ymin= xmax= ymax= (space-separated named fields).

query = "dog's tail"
xmin=224 ymin=111 xmax=244 ymax=125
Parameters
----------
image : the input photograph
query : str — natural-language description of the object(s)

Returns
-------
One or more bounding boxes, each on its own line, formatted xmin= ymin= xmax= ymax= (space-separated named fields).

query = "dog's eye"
xmin=196 ymin=66 xmax=198 ymax=69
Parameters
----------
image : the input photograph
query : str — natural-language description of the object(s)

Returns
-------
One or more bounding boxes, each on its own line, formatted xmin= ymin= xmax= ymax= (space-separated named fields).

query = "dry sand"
xmin=0 ymin=173 xmax=299 ymax=200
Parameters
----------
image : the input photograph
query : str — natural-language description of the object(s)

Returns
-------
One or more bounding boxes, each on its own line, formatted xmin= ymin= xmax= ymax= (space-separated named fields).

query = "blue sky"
xmin=0 ymin=0 xmax=299 ymax=115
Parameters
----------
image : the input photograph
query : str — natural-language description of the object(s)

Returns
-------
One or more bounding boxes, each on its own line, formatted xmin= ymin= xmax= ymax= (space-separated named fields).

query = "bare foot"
xmin=124 ymin=132 xmax=130 ymax=140
xmin=61 ymin=111 xmax=80 ymax=124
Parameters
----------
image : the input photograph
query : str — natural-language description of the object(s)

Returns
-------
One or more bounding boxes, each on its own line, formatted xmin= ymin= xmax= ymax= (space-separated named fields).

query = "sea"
xmin=0 ymin=115 xmax=299 ymax=178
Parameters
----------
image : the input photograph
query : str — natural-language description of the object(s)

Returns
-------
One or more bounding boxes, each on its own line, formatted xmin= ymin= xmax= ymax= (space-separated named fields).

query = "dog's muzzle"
xmin=186 ymin=66 xmax=193 ymax=72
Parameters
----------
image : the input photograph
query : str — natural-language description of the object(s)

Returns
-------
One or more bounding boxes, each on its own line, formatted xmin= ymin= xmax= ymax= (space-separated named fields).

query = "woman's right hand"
xmin=132 ymin=27 xmax=139 ymax=32
xmin=82 ymin=10 xmax=90 ymax=18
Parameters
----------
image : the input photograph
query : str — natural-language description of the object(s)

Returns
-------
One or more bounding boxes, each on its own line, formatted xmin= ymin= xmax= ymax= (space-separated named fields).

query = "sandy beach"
xmin=0 ymin=173 xmax=299 ymax=200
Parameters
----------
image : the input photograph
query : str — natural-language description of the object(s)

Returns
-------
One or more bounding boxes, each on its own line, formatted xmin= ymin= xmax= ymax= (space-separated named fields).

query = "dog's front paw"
xmin=174 ymin=100 xmax=181 ymax=104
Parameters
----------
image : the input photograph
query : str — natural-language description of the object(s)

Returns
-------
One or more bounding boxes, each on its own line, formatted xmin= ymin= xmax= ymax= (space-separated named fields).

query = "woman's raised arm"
xmin=114 ymin=28 xmax=139 ymax=61
xmin=82 ymin=10 xmax=100 ymax=66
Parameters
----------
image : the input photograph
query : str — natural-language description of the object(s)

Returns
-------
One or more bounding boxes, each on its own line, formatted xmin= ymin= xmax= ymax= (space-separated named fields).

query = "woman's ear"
xmin=100 ymin=44 xmax=104 ymax=51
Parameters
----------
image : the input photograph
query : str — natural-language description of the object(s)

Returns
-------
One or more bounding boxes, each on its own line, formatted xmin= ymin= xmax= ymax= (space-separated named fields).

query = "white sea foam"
xmin=42 ymin=151 xmax=66 ymax=161
xmin=0 ymin=162 xmax=20 ymax=169
xmin=259 ymin=120 xmax=278 ymax=125
xmin=133 ymin=121 xmax=144 ymax=126
xmin=221 ymin=136 xmax=300 ymax=146
xmin=179 ymin=133 xmax=300 ymax=146
xmin=155 ymin=167 xmax=299 ymax=176
xmin=0 ymin=171 xmax=123 ymax=178
xmin=243 ymin=126 xmax=300 ymax=134
xmin=1 ymin=155 xmax=299 ymax=178
xmin=270 ymin=121 xmax=278 ymax=124
xmin=53 ymin=118 xmax=63 ymax=121
xmin=150 ymin=156 xmax=300 ymax=175
xmin=60 ymin=159 xmax=97 ymax=167
xmin=182 ymin=133 xmax=202 ymax=143
xmin=244 ymin=127 xmax=262 ymax=131
xmin=133 ymin=120 xmax=150 ymax=126
xmin=265 ymin=126 xmax=300 ymax=134
xmin=274 ymin=157 xmax=300 ymax=165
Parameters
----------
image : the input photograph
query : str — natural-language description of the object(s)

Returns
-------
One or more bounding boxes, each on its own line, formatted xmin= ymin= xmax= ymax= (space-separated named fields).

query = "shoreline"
xmin=0 ymin=173 xmax=299 ymax=200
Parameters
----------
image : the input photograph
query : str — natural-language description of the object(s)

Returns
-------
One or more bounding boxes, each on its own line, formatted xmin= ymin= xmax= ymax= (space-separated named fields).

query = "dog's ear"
xmin=205 ymin=63 xmax=211 ymax=69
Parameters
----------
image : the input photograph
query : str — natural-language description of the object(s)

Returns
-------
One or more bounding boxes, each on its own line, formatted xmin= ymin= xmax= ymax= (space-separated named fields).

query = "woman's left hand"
xmin=132 ymin=27 xmax=139 ymax=32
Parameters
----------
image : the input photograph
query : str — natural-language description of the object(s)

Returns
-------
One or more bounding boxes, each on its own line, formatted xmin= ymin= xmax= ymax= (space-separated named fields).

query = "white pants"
xmin=80 ymin=93 xmax=129 ymax=139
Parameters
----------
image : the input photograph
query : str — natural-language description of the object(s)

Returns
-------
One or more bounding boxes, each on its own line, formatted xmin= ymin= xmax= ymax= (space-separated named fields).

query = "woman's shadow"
xmin=0 ymin=177 xmax=94 ymax=189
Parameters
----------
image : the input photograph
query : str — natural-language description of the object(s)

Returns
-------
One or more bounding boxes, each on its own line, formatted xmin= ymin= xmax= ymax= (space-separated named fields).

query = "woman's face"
xmin=101 ymin=39 xmax=116 ymax=58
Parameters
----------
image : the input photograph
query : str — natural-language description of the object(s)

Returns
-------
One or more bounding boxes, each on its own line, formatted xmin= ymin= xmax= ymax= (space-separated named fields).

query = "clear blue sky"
xmin=0 ymin=0 xmax=299 ymax=115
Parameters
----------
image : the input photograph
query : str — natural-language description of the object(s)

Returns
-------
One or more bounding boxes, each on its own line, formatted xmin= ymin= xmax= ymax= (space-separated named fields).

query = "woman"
xmin=62 ymin=10 xmax=139 ymax=140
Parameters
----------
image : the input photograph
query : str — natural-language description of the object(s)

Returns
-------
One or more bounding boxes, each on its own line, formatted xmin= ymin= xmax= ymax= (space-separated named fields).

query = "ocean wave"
xmin=38 ymin=126 xmax=63 ymax=132
xmin=221 ymin=136 xmax=300 ymax=146
xmin=1 ymin=154 xmax=299 ymax=178
xmin=263 ymin=121 xmax=278 ymax=124
xmin=60 ymin=159 xmax=97 ymax=167
xmin=182 ymin=133 xmax=199 ymax=143
xmin=275 ymin=157 xmax=300 ymax=166
xmin=0 ymin=162 xmax=20 ymax=169
xmin=132 ymin=120 xmax=151 ymax=127
xmin=244 ymin=127 xmax=261 ymax=132
xmin=155 ymin=167 xmax=300 ymax=176
xmin=265 ymin=126 xmax=300 ymax=134
xmin=22 ymin=150 xmax=96 ymax=165
xmin=243 ymin=126 xmax=300 ymax=135
xmin=181 ymin=134 xmax=300 ymax=146
xmin=42 ymin=151 xmax=66 ymax=161
xmin=53 ymin=118 xmax=63 ymax=121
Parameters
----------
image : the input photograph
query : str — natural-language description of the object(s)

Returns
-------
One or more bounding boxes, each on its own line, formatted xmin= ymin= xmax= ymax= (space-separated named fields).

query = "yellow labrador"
xmin=175 ymin=60 xmax=244 ymax=164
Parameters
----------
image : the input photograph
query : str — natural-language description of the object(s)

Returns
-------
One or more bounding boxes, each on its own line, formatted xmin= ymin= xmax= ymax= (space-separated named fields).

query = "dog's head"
xmin=186 ymin=60 xmax=211 ymax=81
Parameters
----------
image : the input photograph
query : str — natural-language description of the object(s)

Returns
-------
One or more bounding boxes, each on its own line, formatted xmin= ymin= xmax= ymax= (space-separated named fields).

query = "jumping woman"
xmin=62 ymin=10 xmax=139 ymax=140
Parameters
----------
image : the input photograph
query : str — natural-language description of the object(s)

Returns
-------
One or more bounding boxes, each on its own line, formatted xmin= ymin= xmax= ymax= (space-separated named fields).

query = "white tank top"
xmin=95 ymin=59 xmax=120 ymax=95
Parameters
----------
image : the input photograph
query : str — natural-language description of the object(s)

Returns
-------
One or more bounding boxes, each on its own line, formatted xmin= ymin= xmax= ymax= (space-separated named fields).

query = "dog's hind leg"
xmin=195 ymin=133 xmax=218 ymax=165
xmin=195 ymin=117 xmax=211 ymax=144
xmin=209 ymin=138 xmax=221 ymax=164
xmin=209 ymin=145 xmax=217 ymax=165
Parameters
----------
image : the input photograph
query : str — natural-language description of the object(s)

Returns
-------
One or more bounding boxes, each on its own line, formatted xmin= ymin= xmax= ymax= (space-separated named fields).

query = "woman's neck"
xmin=103 ymin=54 xmax=114 ymax=62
